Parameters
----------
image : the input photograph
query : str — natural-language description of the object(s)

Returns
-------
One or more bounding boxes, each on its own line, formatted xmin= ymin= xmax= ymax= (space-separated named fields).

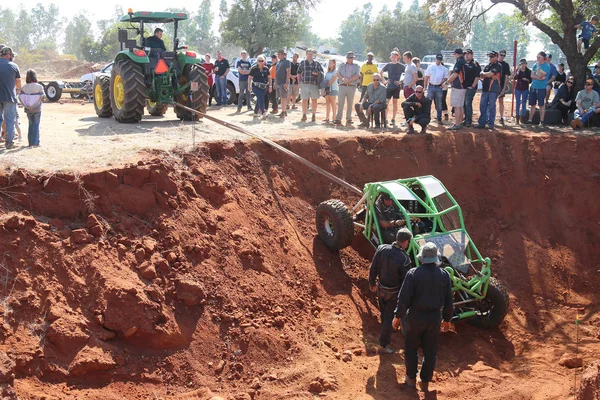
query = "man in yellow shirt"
xmin=360 ymin=52 xmax=379 ymax=102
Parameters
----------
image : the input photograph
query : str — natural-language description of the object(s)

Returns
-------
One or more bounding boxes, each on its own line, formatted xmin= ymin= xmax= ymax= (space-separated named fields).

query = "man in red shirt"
xmin=202 ymin=54 xmax=215 ymax=106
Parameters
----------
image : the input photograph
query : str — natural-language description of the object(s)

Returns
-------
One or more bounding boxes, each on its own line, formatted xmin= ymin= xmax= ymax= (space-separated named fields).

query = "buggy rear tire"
xmin=110 ymin=58 xmax=145 ymax=123
xmin=45 ymin=82 xmax=62 ymax=102
xmin=94 ymin=75 xmax=112 ymax=118
xmin=316 ymin=200 xmax=354 ymax=251
xmin=174 ymin=63 xmax=209 ymax=121
xmin=468 ymin=277 xmax=510 ymax=328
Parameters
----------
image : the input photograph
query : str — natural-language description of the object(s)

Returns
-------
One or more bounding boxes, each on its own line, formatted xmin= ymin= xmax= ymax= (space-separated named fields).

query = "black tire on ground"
xmin=94 ymin=75 xmax=112 ymax=118
xmin=315 ymin=199 xmax=355 ymax=251
xmin=468 ymin=277 xmax=510 ymax=328
xmin=110 ymin=58 xmax=145 ymax=123
xmin=174 ymin=64 xmax=209 ymax=121
xmin=146 ymin=100 xmax=168 ymax=116
xmin=226 ymin=81 xmax=236 ymax=105
xmin=45 ymin=82 xmax=62 ymax=102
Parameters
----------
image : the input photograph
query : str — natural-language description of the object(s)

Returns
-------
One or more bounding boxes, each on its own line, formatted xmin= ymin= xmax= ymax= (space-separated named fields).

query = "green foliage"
xmin=337 ymin=3 xmax=372 ymax=56
xmin=64 ymin=13 xmax=95 ymax=60
xmin=220 ymin=0 xmax=312 ymax=57
xmin=365 ymin=3 xmax=459 ymax=60
xmin=468 ymin=13 xmax=531 ymax=59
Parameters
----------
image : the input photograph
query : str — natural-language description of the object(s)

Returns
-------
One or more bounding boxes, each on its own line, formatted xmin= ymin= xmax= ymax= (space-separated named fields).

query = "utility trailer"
xmin=39 ymin=80 xmax=90 ymax=102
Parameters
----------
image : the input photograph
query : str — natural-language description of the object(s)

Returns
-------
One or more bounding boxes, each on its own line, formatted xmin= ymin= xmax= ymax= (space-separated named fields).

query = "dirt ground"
xmin=0 ymin=93 xmax=599 ymax=400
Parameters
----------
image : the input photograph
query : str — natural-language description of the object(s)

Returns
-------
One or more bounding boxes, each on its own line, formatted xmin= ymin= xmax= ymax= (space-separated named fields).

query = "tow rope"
xmin=172 ymin=102 xmax=362 ymax=195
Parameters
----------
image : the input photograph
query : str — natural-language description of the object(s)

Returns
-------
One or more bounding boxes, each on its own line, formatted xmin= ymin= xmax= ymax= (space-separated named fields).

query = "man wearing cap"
xmin=359 ymin=52 xmax=378 ymax=102
xmin=236 ymin=51 xmax=252 ymax=112
xmin=495 ymin=50 xmax=512 ymax=125
xmin=0 ymin=47 xmax=21 ymax=150
xmin=424 ymin=54 xmax=449 ymax=123
xmin=393 ymin=242 xmax=454 ymax=393
xmin=202 ymin=54 xmax=215 ymax=106
xmin=446 ymin=48 xmax=467 ymax=130
xmin=355 ymin=72 xmax=387 ymax=128
xmin=334 ymin=51 xmax=361 ymax=125
xmin=403 ymin=52 xmax=418 ymax=98
xmin=214 ymin=50 xmax=230 ymax=106
xmin=462 ymin=49 xmax=481 ymax=127
xmin=402 ymin=85 xmax=431 ymax=134
xmin=382 ymin=51 xmax=406 ymax=126
xmin=571 ymin=79 xmax=600 ymax=129
xmin=369 ymin=228 xmax=413 ymax=354
xmin=297 ymin=48 xmax=324 ymax=122
xmin=544 ymin=54 xmax=557 ymax=105
xmin=528 ymin=51 xmax=550 ymax=127
xmin=475 ymin=51 xmax=502 ymax=129
xmin=275 ymin=50 xmax=291 ymax=118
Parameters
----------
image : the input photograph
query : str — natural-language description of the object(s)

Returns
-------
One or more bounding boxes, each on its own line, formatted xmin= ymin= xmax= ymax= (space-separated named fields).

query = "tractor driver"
xmin=145 ymin=28 xmax=166 ymax=51
xmin=376 ymin=193 xmax=409 ymax=244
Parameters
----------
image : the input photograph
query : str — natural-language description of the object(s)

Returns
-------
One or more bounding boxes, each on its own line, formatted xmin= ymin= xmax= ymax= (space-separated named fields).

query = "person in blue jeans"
xmin=19 ymin=69 xmax=44 ymax=147
xmin=213 ymin=50 xmax=230 ymax=106
xmin=512 ymin=59 xmax=531 ymax=125
xmin=571 ymin=79 xmax=600 ymax=129
xmin=462 ymin=49 xmax=481 ymax=127
xmin=0 ymin=46 xmax=21 ymax=150
xmin=236 ymin=50 xmax=252 ymax=112
xmin=528 ymin=51 xmax=551 ymax=127
xmin=424 ymin=54 xmax=448 ymax=123
xmin=248 ymin=56 xmax=270 ymax=118
xmin=476 ymin=51 xmax=502 ymax=129
xmin=576 ymin=15 xmax=598 ymax=54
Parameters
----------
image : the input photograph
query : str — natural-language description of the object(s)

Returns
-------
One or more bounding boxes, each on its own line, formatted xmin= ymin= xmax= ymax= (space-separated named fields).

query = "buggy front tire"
xmin=316 ymin=200 xmax=354 ymax=251
xmin=468 ymin=277 xmax=510 ymax=328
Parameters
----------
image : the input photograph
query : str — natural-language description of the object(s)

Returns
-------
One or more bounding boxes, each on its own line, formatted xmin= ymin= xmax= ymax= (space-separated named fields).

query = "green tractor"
xmin=94 ymin=9 xmax=209 ymax=123
xmin=316 ymin=176 xmax=510 ymax=328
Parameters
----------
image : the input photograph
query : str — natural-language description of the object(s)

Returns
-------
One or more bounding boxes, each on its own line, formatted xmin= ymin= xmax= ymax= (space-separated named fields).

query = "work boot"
xmin=516 ymin=116 xmax=520 ymax=125
xmin=571 ymin=118 xmax=582 ymax=130
xmin=499 ymin=117 xmax=505 ymax=125
xmin=444 ymin=114 xmax=449 ymax=121
xmin=407 ymin=126 xmax=416 ymax=134
xmin=312 ymin=114 xmax=316 ymax=122
xmin=271 ymin=108 xmax=279 ymax=114
xmin=420 ymin=126 xmax=427 ymax=134
xmin=419 ymin=381 xmax=429 ymax=392
xmin=301 ymin=114 xmax=307 ymax=122
xmin=405 ymin=376 xmax=416 ymax=388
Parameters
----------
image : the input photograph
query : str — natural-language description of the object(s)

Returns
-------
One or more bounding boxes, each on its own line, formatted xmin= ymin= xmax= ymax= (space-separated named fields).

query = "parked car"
xmin=79 ymin=62 xmax=114 ymax=98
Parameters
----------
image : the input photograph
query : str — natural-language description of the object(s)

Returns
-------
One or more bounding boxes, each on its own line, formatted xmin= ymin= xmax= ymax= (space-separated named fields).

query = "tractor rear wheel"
xmin=468 ymin=277 xmax=510 ymax=328
xmin=146 ymin=100 xmax=168 ymax=116
xmin=316 ymin=200 xmax=355 ymax=251
xmin=94 ymin=75 xmax=112 ymax=118
xmin=110 ymin=59 xmax=145 ymax=123
xmin=174 ymin=63 xmax=209 ymax=121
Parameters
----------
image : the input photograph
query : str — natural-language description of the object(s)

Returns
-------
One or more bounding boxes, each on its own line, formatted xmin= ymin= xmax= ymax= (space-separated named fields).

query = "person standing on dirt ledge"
xmin=393 ymin=242 xmax=453 ymax=393
xmin=0 ymin=46 xmax=21 ymax=150
xmin=369 ymin=228 xmax=413 ymax=354
xmin=145 ymin=28 xmax=166 ymax=51
xmin=214 ymin=51 xmax=230 ymax=106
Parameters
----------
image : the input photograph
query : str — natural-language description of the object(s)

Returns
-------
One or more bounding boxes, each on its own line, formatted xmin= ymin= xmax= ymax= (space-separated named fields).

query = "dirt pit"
xmin=0 ymin=132 xmax=599 ymax=399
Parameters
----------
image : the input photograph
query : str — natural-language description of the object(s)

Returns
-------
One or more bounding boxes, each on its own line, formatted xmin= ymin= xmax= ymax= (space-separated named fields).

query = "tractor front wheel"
xmin=469 ymin=277 xmax=510 ymax=328
xmin=94 ymin=75 xmax=112 ymax=118
xmin=110 ymin=59 xmax=145 ymax=123
xmin=175 ymin=64 xmax=209 ymax=121
xmin=316 ymin=200 xmax=355 ymax=251
xmin=146 ymin=100 xmax=168 ymax=116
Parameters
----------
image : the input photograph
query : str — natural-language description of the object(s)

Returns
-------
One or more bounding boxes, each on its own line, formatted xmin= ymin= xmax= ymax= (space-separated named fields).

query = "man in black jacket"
xmin=393 ymin=242 xmax=454 ymax=392
xmin=401 ymin=85 xmax=431 ymax=134
xmin=369 ymin=228 xmax=413 ymax=354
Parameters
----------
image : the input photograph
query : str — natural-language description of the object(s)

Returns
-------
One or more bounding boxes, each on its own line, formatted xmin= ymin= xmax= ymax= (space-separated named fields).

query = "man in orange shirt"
xmin=268 ymin=54 xmax=278 ymax=114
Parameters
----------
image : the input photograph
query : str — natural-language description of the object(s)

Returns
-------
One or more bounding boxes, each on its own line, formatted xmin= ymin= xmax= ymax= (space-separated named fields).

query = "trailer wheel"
xmin=45 ymin=82 xmax=62 ymax=102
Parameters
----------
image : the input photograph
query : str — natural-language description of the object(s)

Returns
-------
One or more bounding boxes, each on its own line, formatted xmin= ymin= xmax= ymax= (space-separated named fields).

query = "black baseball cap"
xmin=519 ymin=58 xmax=527 ymax=64
xmin=499 ymin=50 xmax=507 ymax=56
xmin=453 ymin=48 xmax=463 ymax=55
xmin=487 ymin=51 xmax=498 ymax=57
xmin=436 ymin=54 xmax=443 ymax=60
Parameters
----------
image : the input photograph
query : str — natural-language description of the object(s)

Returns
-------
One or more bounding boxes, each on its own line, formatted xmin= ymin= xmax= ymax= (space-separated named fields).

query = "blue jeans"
xmin=427 ymin=85 xmax=444 ymax=120
xmin=253 ymin=86 xmax=266 ymax=114
xmin=27 ymin=112 xmax=41 ymax=146
xmin=237 ymin=80 xmax=250 ymax=109
xmin=514 ymin=89 xmax=529 ymax=116
xmin=464 ymin=87 xmax=477 ymax=124
xmin=0 ymin=101 xmax=17 ymax=144
xmin=478 ymin=91 xmax=498 ymax=127
xmin=575 ymin=108 xmax=597 ymax=125
xmin=215 ymin=76 xmax=227 ymax=105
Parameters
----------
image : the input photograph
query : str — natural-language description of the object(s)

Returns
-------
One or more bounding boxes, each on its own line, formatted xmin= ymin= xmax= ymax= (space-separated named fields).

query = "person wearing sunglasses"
xmin=512 ymin=59 xmax=531 ymax=125
xmin=550 ymin=77 xmax=576 ymax=124
xmin=355 ymin=73 xmax=387 ymax=128
xmin=571 ymin=79 xmax=600 ymax=129
xmin=248 ymin=56 xmax=271 ymax=118
xmin=401 ymin=85 xmax=431 ymax=134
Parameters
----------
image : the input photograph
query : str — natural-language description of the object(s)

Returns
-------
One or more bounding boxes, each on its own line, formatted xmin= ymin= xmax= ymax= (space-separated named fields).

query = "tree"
xmin=468 ymin=13 xmax=531 ymax=60
xmin=64 ymin=13 xmax=95 ymax=59
xmin=337 ymin=3 xmax=372 ymax=56
xmin=220 ymin=0 xmax=316 ymax=57
xmin=29 ymin=3 xmax=63 ymax=50
xmin=0 ymin=8 xmax=18 ymax=49
xmin=365 ymin=3 xmax=459 ymax=60
xmin=426 ymin=0 xmax=600 ymax=90
xmin=14 ymin=9 xmax=32 ymax=51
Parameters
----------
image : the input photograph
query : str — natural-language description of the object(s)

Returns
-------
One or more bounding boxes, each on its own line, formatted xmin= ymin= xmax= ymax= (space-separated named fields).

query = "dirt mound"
xmin=579 ymin=359 xmax=600 ymax=399
xmin=0 ymin=133 xmax=599 ymax=398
